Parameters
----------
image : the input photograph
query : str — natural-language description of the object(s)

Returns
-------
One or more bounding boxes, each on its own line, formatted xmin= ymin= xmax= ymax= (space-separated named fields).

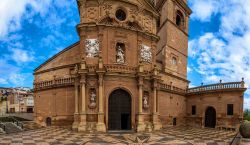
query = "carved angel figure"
xmin=88 ymin=90 xmax=97 ymax=109
xmin=140 ymin=44 xmax=152 ymax=63
xmin=116 ymin=45 xmax=125 ymax=63
xmin=85 ymin=39 xmax=99 ymax=58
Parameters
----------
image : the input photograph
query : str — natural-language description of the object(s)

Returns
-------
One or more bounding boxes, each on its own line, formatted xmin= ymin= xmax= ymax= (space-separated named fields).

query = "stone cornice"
xmin=77 ymin=24 xmax=160 ymax=42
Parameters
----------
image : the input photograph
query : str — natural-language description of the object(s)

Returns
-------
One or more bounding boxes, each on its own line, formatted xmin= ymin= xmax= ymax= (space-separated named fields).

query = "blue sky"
xmin=0 ymin=0 xmax=249 ymax=109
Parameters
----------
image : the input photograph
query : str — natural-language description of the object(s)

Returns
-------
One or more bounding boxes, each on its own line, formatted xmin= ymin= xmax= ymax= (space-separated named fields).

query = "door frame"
xmin=204 ymin=106 xmax=216 ymax=128
xmin=107 ymin=88 xmax=133 ymax=131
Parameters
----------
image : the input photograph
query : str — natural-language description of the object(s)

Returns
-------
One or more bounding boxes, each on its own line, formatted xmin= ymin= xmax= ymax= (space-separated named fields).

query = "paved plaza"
xmin=0 ymin=125 xmax=237 ymax=145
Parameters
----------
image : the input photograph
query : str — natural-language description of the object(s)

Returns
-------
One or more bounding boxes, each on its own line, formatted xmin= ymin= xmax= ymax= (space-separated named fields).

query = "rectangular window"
xmin=227 ymin=104 xmax=234 ymax=115
xmin=192 ymin=105 xmax=196 ymax=115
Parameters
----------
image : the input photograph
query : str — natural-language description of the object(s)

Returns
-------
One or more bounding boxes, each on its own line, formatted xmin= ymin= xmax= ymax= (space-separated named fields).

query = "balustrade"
xmin=34 ymin=77 xmax=75 ymax=91
xmin=188 ymin=82 xmax=244 ymax=93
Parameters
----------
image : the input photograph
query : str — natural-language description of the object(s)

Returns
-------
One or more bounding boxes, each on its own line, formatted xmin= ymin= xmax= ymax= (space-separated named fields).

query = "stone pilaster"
xmin=96 ymin=58 xmax=106 ymax=132
xmin=78 ymin=59 xmax=87 ymax=132
xmin=78 ymin=75 xmax=87 ymax=131
xmin=137 ymin=64 xmax=146 ymax=132
xmin=72 ymin=76 xmax=80 ymax=131
xmin=152 ymin=66 xmax=162 ymax=131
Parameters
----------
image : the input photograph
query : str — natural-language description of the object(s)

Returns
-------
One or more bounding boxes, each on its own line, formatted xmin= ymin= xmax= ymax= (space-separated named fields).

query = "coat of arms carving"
xmin=85 ymin=39 xmax=99 ymax=58
xmin=140 ymin=44 xmax=152 ymax=63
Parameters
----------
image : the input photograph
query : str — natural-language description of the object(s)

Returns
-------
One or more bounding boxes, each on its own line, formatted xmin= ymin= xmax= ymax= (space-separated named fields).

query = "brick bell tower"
xmin=73 ymin=0 xmax=162 ymax=132
xmin=155 ymin=0 xmax=192 ymax=90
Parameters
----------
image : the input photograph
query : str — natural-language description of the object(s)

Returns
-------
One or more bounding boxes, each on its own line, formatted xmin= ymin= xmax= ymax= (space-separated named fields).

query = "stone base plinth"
xmin=78 ymin=114 xmax=87 ymax=132
xmin=96 ymin=123 xmax=106 ymax=132
xmin=241 ymin=138 xmax=250 ymax=145
xmin=72 ymin=113 xmax=79 ymax=131
xmin=152 ymin=113 xmax=162 ymax=131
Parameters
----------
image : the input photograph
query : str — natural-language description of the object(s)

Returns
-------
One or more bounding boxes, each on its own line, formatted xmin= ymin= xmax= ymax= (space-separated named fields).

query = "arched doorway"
xmin=46 ymin=117 xmax=52 ymax=126
xmin=108 ymin=89 xmax=131 ymax=130
xmin=205 ymin=107 xmax=216 ymax=128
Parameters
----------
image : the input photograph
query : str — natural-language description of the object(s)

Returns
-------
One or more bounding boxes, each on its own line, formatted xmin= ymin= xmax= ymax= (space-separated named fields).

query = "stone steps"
xmin=4 ymin=122 xmax=22 ymax=134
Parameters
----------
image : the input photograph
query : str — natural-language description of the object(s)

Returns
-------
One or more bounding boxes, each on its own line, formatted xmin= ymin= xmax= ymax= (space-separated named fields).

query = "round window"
xmin=115 ymin=9 xmax=126 ymax=21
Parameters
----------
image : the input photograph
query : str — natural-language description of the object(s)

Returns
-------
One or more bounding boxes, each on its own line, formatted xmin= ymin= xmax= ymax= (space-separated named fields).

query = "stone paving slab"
xmin=0 ymin=126 xmax=236 ymax=145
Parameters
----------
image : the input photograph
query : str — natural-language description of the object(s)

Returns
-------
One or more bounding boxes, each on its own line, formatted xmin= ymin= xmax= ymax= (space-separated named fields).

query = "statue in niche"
xmin=85 ymin=39 xmax=99 ymax=58
xmin=141 ymin=44 xmax=152 ymax=63
xmin=88 ymin=89 xmax=97 ymax=109
xmin=143 ymin=93 xmax=149 ymax=109
xmin=116 ymin=44 xmax=125 ymax=63
xmin=74 ymin=64 xmax=78 ymax=74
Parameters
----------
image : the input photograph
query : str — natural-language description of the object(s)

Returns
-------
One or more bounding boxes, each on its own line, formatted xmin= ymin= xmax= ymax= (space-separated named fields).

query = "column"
xmin=152 ymin=66 xmax=162 ymax=130
xmin=138 ymin=81 xmax=143 ymax=113
xmin=78 ymin=74 xmax=87 ymax=132
xmin=137 ymin=75 xmax=146 ymax=132
xmin=96 ymin=73 xmax=106 ymax=132
xmin=72 ymin=81 xmax=79 ymax=130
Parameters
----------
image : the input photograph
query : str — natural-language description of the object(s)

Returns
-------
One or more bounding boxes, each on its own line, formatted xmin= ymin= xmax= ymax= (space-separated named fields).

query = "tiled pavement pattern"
xmin=0 ymin=125 xmax=236 ymax=145
xmin=22 ymin=121 xmax=44 ymax=131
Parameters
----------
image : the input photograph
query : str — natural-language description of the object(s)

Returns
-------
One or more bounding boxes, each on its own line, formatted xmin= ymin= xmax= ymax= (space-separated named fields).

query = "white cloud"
xmin=189 ymin=0 xmax=250 ymax=96
xmin=189 ymin=0 xmax=220 ymax=21
xmin=244 ymin=97 xmax=250 ymax=110
xmin=0 ymin=0 xmax=52 ymax=38
xmin=10 ymin=48 xmax=34 ymax=63
xmin=0 ymin=78 xmax=8 ymax=84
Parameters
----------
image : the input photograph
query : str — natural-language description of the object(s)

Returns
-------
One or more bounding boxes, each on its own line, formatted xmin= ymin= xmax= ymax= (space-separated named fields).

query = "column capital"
xmin=80 ymin=74 xmax=86 ymax=84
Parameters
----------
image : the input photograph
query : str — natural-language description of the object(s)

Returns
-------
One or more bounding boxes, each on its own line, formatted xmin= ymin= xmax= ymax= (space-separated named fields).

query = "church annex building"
xmin=33 ymin=0 xmax=246 ymax=132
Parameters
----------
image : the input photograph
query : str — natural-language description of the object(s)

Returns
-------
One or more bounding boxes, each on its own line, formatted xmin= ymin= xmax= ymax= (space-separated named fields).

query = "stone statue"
xmin=88 ymin=90 xmax=97 ymax=109
xmin=74 ymin=64 xmax=78 ymax=74
xmin=141 ymin=45 xmax=152 ymax=63
xmin=143 ymin=95 xmax=149 ymax=109
xmin=116 ymin=45 xmax=125 ymax=63
xmin=85 ymin=39 xmax=99 ymax=58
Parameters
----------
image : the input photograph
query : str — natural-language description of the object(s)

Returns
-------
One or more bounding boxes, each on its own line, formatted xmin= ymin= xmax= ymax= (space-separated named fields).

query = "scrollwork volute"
xmin=85 ymin=39 xmax=99 ymax=58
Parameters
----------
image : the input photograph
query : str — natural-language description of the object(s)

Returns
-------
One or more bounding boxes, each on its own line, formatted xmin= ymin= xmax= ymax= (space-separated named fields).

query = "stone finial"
xmin=153 ymin=65 xmax=158 ymax=76
xmin=220 ymin=80 xmax=222 ymax=83
xmin=138 ymin=61 xmax=144 ymax=73
xmin=98 ymin=57 xmax=103 ymax=69
xmin=242 ymin=77 xmax=245 ymax=82
xmin=201 ymin=82 xmax=203 ymax=86
xmin=241 ymin=77 xmax=245 ymax=88
xmin=81 ymin=57 xmax=86 ymax=70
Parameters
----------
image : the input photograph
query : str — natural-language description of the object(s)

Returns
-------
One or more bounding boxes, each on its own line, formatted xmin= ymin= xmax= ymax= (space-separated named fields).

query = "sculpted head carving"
xmin=85 ymin=39 xmax=99 ymax=58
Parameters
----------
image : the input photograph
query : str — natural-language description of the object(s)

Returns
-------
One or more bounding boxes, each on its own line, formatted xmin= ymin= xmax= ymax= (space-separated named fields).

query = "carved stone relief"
xmin=88 ymin=89 xmax=97 ymax=109
xmin=85 ymin=39 xmax=99 ymax=58
xmin=87 ymin=7 xmax=98 ymax=21
xmin=140 ymin=44 xmax=152 ymax=63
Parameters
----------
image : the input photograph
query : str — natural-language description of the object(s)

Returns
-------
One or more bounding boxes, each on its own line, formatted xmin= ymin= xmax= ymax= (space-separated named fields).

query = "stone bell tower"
xmin=72 ymin=0 xmax=162 ymax=132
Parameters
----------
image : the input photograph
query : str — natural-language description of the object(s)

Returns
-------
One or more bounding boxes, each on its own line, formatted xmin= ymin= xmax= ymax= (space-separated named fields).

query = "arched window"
xmin=176 ymin=10 xmax=184 ymax=28
xmin=172 ymin=57 xmax=177 ymax=65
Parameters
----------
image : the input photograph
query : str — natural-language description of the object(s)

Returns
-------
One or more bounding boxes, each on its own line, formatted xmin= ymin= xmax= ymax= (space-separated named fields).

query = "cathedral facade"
xmin=33 ymin=0 xmax=246 ymax=132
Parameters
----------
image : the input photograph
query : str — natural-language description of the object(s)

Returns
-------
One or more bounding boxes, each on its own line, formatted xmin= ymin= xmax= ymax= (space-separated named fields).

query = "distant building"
xmin=0 ymin=87 xmax=34 ymax=115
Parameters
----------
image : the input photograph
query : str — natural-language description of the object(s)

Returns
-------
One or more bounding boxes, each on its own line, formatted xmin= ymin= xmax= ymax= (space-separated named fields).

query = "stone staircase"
xmin=4 ymin=122 xmax=22 ymax=134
